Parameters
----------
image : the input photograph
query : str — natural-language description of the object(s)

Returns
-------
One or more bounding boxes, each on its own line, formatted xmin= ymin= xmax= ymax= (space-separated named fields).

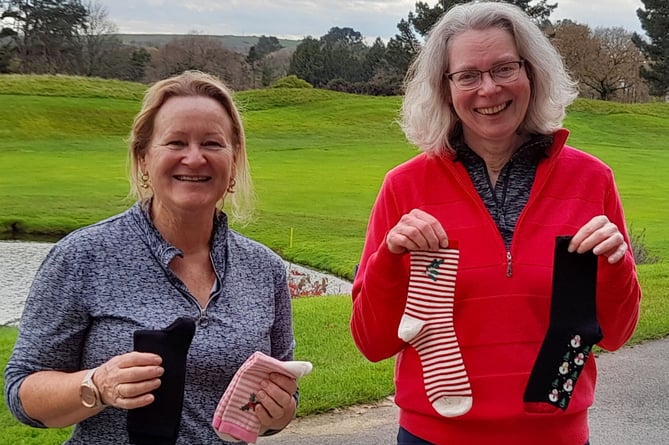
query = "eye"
xmin=165 ymin=140 xmax=186 ymax=149
xmin=493 ymin=63 xmax=517 ymax=78
xmin=454 ymin=71 xmax=479 ymax=85
xmin=202 ymin=140 xmax=227 ymax=150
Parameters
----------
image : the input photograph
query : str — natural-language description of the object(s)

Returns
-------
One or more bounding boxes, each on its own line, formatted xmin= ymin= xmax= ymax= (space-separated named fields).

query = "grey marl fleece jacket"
xmin=4 ymin=202 xmax=295 ymax=444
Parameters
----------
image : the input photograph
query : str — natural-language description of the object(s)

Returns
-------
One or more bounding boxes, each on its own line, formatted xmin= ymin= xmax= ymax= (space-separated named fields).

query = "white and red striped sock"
xmin=398 ymin=246 xmax=472 ymax=417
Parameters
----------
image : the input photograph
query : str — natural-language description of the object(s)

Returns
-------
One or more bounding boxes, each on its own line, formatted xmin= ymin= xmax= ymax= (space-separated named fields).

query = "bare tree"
xmin=145 ymin=35 xmax=250 ymax=90
xmin=79 ymin=0 xmax=122 ymax=77
xmin=261 ymin=47 xmax=293 ymax=87
xmin=552 ymin=22 xmax=649 ymax=102
xmin=587 ymin=27 xmax=648 ymax=101
xmin=550 ymin=20 xmax=593 ymax=83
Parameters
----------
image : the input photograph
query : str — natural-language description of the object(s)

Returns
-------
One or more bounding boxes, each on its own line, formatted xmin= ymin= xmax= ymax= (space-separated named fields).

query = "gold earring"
xmin=227 ymin=178 xmax=236 ymax=193
xmin=140 ymin=172 xmax=150 ymax=189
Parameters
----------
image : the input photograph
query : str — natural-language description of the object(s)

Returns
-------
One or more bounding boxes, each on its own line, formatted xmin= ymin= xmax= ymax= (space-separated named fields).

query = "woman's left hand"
xmin=569 ymin=215 xmax=628 ymax=264
xmin=254 ymin=372 xmax=298 ymax=433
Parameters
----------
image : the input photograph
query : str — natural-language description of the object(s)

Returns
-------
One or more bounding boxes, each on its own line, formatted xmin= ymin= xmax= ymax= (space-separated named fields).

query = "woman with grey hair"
xmin=351 ymin=2 xmax=640 ymax=444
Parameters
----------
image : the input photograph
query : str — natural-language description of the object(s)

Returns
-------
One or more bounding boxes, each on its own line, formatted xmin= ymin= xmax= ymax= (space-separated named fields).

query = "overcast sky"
xmin=102 ymin=0 xmax=645 ymax=41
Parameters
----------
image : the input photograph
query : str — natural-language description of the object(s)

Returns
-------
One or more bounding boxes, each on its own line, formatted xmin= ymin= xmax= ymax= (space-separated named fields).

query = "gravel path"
xmin=261 ymin=338 xmax=669 ymax=445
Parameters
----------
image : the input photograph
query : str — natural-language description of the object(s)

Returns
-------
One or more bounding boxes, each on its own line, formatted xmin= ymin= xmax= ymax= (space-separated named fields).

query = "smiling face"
xmin=140 ymin=95 xmax=236 ymax=219
xmin=447 ymin=27 xmax=531 ymax=150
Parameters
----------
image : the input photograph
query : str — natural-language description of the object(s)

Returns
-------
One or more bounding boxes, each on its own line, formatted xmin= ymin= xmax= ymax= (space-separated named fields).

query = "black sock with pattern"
xmin=127 ymin=317 xmax=196 ymax=445
xmin=523 ymin=236 xmax=602 ymax=412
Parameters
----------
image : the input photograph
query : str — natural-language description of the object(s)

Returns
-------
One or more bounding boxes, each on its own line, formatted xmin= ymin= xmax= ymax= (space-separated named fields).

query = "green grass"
xmin=0 ymin=74 xmax=667 ymax=442
xmin=0 ymin=328 xmax=73 ymax=444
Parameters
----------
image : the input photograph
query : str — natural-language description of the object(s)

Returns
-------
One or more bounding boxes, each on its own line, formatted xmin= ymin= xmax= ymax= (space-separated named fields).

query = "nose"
xmin=477 ymin=72 xmax=500 ymax=94
xmin=182 ymin=143 xmax=207 ymax=165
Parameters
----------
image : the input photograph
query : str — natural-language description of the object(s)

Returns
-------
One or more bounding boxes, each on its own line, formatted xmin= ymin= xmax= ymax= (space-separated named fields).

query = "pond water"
xmin=0 ymin=241 xmax=352 ymax=327
xmin=0 ymin=241 xmax=54 ymax=326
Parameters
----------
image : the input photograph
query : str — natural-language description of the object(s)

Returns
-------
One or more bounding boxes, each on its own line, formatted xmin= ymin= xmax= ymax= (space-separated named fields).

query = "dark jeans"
xmin=397 ymin=427 xmax=590 ymax=444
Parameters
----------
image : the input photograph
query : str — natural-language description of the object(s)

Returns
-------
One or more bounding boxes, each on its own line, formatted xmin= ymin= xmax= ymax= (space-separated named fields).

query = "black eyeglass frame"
xmin=446 ymin=60 xmax=526 ymax=90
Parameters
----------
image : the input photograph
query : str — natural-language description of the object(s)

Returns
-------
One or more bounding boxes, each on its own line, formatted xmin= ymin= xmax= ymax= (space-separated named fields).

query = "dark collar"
xmin=453 ymin=133 xmax=553 ymax=166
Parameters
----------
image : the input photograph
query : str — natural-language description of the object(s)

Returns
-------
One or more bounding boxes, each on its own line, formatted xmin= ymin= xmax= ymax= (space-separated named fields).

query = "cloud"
xmin=104 ymin=0 xmax=646 ymax=41
xmin=552 ymin=0 xmax=644 ymax=33
xmin=105 ymin=0 xmax=414 ymax=40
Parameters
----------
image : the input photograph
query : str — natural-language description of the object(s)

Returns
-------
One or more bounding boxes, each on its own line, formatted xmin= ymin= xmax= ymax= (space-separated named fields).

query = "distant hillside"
xmin=117 ymin=34 xmax=302 ymax=55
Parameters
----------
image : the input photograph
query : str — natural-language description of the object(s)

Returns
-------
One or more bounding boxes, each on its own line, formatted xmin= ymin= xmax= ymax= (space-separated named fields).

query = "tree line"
xmin=1 ymin=0 xmax=668 ymax=102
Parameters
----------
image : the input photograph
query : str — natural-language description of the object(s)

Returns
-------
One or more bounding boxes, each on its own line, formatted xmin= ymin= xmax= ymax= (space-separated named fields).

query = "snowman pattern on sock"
xmin=546 ymin=334 xmax=593 ymax=409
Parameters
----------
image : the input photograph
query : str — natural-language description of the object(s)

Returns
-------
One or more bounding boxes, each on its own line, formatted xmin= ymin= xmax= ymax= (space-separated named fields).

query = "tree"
xmin=78 ymin=0 xmax=123 ymax=77
xmin=246 ymin=35 xmax=283 ymax=87
xmin=385 ymin=18 xmax=420 ymax=77
xmin=145 ymin=35 xmax=249 ymax=90
xmin=321 ymin=27 xmax=367 ymax=84
xmin=0 ymin=21 xmax=17 ymax=72
xmin=1 ymin=0 xmax=88 ymax=73
xmin=553 ymin=22 xmax=648 ymax=102
xmin=409 ymin=1 xmax=463 ymax=37
xmin=253 ymin=35 xmax=282 ymax=57
xmin=632 ymin=0 xmax=669 ymax=98
xmin=320 ymin=26 xmax=363 ymax=46
xmin=289 ymin=27 xmax=368 ymax=88
xmin=386 ymin=0 xmax=557 ymax=76
xmin=364 ymin=37 xmax=387 ymax=79
xmin=260 ymin=47 xmax=292 ymax=87
xmin=507 ymin=0 xmax=557 ymax=25
xmin=585 ymin=27 xmax=647 ymax=101
xmin=288 ymin=36 xmax=323 ymax=87
xmin=409 ymin=0 xmax=556 ymax=37
xmin=289 ymin=29 xmax=401 ymax=95
xmin=121 ymin=46 xmax=150 ymax=82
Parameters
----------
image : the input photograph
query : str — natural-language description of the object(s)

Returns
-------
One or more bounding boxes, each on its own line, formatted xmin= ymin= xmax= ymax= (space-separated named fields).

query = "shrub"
xmin=270 ymin=75 xmax=313 ymax=89
xmin=629 ymin=227 xmax=660 ymax=264
xmin=324 ymin=78 xmax=352 ymax=93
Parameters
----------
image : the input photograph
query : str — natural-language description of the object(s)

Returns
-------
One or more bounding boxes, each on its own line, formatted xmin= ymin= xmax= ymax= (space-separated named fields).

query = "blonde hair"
xmin=128 ymin=70 xmax=254 ymax=224
xmin=401 ymin=1 xmax=578 ymax=155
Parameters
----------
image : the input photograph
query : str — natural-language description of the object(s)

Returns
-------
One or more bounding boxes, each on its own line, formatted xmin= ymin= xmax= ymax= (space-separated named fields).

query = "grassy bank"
xmin=2 ymin=75 xmax=668 ymax=274
xmin=0 ymin=75 xmax=667 ymax=443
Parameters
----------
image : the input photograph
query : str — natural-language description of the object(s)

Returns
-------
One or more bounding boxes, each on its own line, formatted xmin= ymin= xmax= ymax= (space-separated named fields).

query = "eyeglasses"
xmin=446 ymin=60 xmax=525 ymax=91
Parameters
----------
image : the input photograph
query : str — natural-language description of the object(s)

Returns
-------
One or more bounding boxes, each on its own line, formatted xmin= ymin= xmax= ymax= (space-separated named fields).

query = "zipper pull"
xmin=198 ymin=312 xmax=209 ymax=328
xmin=506 ymin=251 xmax=513 ymax=277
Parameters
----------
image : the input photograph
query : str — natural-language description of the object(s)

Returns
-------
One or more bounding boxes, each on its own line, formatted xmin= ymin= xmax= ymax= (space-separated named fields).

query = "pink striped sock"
xmin=212 ymin=351 xmax=312 ymax=443
xmin=398 ymin=246 xmax=472 ymax=417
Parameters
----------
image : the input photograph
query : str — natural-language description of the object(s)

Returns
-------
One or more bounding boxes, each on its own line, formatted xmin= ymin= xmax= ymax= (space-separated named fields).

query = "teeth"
xmin=477 ymin=103 xmax=507 ymax=115
xmin=175 ymin=176 xmax=208 ymax=182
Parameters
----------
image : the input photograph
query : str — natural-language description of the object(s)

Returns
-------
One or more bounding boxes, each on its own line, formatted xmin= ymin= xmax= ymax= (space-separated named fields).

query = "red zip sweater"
xmin=351 ymin=130 xmax=641 ymax=445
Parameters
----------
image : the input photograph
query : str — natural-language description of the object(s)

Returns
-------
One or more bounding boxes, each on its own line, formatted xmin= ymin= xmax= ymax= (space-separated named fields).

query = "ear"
xmin=444 ymin=86 xmax=453 ymax=104
xmin=231 ymin=146 xmax=239 ymax=176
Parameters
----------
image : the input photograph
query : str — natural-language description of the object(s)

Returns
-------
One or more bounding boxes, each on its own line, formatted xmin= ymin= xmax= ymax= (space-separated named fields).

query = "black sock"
xmin=127 ymin=317 xmax=196 ymax=445
xmin=523 ymin=236 xmax=602 ymax=412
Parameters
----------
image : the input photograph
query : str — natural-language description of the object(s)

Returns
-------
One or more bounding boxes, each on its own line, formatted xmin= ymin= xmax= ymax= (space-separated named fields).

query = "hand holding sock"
xmin=127 ymin=317 xmax=196 ymax=445
xmin=212 ymin=351 xmax=313 ymax=443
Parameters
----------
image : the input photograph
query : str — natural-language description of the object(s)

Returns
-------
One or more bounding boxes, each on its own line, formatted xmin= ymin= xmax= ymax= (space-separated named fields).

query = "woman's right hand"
xmin=95 ymin=352 xmax=163 ymax=409
xmin=386 ymin=209 xmax=449 ymax=254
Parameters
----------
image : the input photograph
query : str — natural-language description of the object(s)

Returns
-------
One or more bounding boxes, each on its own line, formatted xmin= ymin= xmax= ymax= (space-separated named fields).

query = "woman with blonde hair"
xmin=6 ymin=71 xmax=299 ymax=444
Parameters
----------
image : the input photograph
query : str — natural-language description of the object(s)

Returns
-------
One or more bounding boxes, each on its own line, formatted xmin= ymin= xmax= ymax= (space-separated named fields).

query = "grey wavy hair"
xmin=400 ymin=1 xmax=578 ymax=155
xmin=128 ymin=70 xmax=254 ymax=224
